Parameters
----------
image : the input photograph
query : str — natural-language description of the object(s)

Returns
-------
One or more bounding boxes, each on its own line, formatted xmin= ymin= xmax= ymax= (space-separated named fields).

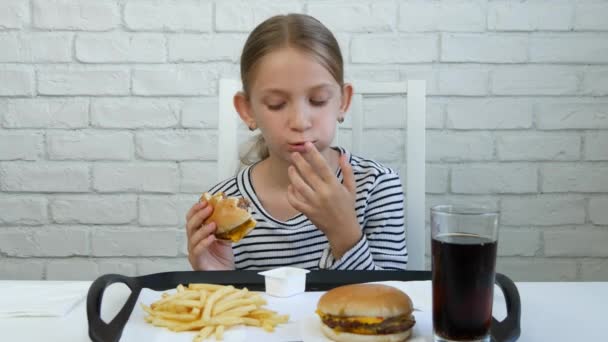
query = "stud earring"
xmin=248 ymin=123 xmax=257 ymax=131
xmin=337 ymin=117 xmax=344 ymax=124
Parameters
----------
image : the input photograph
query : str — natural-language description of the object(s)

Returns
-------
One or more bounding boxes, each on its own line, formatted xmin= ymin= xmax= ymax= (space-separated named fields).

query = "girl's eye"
xmin=310 ymin=99 xmax=327 ymax=107
xmin=267 ymin=103 xmax=286 ymax=111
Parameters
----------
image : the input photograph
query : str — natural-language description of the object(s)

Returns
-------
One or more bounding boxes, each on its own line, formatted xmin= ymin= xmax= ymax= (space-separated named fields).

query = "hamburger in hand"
xmin=316 ymin=284 xmax=415 ymax=342
xmin=200 ymin=192 xmax=256 ymax=243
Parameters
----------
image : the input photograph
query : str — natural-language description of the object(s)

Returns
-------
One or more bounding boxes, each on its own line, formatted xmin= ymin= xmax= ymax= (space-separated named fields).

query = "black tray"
xmin=87 ymin=270 xmax=520 ymax=342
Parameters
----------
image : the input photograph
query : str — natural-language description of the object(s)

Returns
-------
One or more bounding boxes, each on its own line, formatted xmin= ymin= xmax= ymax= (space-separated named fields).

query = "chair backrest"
xmin=217 ymin=79 xmax=426 ymax=270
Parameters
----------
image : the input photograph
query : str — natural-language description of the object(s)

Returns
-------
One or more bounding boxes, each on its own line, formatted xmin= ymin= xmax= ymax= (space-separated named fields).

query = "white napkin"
xmin=0 ymin=281 xmax=90 ymax=318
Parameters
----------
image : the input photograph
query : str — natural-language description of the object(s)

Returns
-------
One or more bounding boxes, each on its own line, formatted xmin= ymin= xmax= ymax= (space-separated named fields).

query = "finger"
xmin=191 ymin=234 xmax=217 ymax=258
xmin=340 ymin=154 xmax=356 ymax=194
xmin=186 ymin=205 xmax=213 ymax=237
xmin=189 ymin=222 xmax=217 ymax=253
xmin=287 ymin=165 xmax=316 ymax=201
xmin=287 ymin=184 xmax=313 ymax=214
xmin=301 ymin=142 xmax=334 ymax=181
xmin=291 ymin=151 xmax=324 ymax=190
xmin=186 ymin=201 xmax=207 ymax=222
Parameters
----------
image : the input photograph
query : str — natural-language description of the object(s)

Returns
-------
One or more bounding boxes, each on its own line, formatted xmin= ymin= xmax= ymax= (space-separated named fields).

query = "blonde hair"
xmin=239 ymin=13 xmax=344 ymax=165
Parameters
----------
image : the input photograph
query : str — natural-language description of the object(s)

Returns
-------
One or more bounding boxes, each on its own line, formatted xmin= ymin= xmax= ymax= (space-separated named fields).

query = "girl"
xmin=185 ymin=14 xmax=407 ymax=271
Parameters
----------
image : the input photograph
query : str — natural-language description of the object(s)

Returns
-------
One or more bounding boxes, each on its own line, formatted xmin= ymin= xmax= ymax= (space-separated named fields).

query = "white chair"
xmin=217 ymin=79 xmax=426 ymax=270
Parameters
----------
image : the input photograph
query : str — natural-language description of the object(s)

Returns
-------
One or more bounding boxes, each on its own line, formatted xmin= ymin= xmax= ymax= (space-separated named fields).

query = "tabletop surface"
xmin=0 ymin=280 xmax=606 ymax=341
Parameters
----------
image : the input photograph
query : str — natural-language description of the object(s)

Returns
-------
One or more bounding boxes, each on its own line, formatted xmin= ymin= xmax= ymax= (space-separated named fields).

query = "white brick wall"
xmin=0 ymin=0 xmax=607 ymax=282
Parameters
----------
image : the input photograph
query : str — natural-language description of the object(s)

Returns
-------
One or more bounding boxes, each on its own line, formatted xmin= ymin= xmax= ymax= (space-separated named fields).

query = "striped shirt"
xmin=207 ymin=147 xmax=408 ymax=271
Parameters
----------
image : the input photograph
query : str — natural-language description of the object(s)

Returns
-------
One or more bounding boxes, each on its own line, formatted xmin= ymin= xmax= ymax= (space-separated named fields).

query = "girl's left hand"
xmin=287 ymin=142 xmax=362 ymax=257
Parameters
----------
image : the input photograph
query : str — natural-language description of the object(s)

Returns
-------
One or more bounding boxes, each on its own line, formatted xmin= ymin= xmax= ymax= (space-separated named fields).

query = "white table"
xmin=0 ymin=281 xmax=606 ymax=341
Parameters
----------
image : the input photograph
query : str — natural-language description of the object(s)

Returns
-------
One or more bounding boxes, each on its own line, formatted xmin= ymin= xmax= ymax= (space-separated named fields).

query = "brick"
xmin=76 ymin=33 xmax=166 ymax=63
xmin=0 ymin=227 xmax=88 ymax=257
xmin=496 ymin=258 xmax=577 ymax=281
xmin=38 ymin=67 xmax=130 ymax=96
xmin=46 ymin=259 xmax=99 ymax=280
xmin=399 ymin=1 xmax=485 ymax=32
xmin=589 ymin=197 xmax=608 ymax=225
xmin=541 ymin=164 xmax=608 ymax=193
xmin=0 ymin=0 xmax=29 ymax=29
xmin=442 ymin=33 xmax=527 ymax=63
xmin=0 ymin=131 xmax=43 ymax=160
xmin=488 ymin=1 xmax=572 ymax=31
xmin=91 ymin=98 xmax=179 ymax=129
xmin=181 ymin=98 xmax=219 ymax=128
xmin=351 ymin=34 xmax=438 ymax=63
xmin=0 ymin=259 xmax=44 ymax=280
xmin=0 ymin=196 xmax=47 ymax=225
xmin=180 ymin=161 xmax=218 ymax=193
xmin=347 ymin=97 xmax=441 ymax=130
xmin=426 ymin=101 xmax=444 ymax=129
xmin=1 ymin=98 xmax=89 ymax=128
xmin=98 ymin=260 xmax=137 ymax=277
xmin=447 ymin=99 xmax=533 ymax=130
xmin=0 ymin=66 xmax=34 ymax=96
xmin=124 ymin=0 xmax=212 ymax=32
xmin=93 ymin=162 xmax=178 ymax=193
xmin=169 ymin=34 xmax=245 ymax=62
xmin=50 ymin=195 xmax=137 ymax=224
xmin=581 ymin=260 xmax=608 ymax=281
xmin=427 ymin=132 xmax=494 ymax=162
xmin=438 ymin=67 xmax=488 ymax=96
xmin=545 ymin=228 xmax=608 ymax=257
xmin=137 ymin=258 xmax=192 ymax=275
xmin=215 ymin=1 xmax=301 ymax=32
xmin=498 ymin=229 xmax=541 ymax=257
xmin=139 ymin=195 xmax=197 ymax=226
xmin=501 ymin=196 xmax=586 ymax=226
xmin=0 ymin=33 xmax=72 ymax=62
xmin=575 ymin=3 xmax=608 ymax=30
xmin=350 ymin=66 xmax=401 ymax=82
xmin=426 ymin=164 xmax=448 ymax=194
xmin=360 ymin=130 xmax=404 ymax=162
xmin=132 ymin=65 xmax=228 ymax=96
xmin=530 ymin=35 xmax=608 ymax=63
xmin=32 ymin=0 xmax=119 ymax=31
xmin=496 ymin=133 xmax=580 ymax=161
xmin=537 ymin=102 xmax=608 ymax=129
xmin=492 ymin=66 xmax=579 ymax=95
xmin=47 ymin=130 xmax=133 ymax=160
xmin=0 ymin=162 xmax=89 ymax=192
xmin=308 ymin=1 xmax=396 ymax=32
xmin=399 ymin=65 xmax=439 ymax=95
xmin=136 ymin=130 xmax=217 ymax=161
xmin=582 ymin=68 xmax=608 ymax=95
xmin=363 ymin=96 xmax=405 ymax=128
xmin=91 ymin=227 xmax=178 ymax=257
xmin=585 ymin=132 xmax=608 ymax=160
xmin=452 ymin=163 xmax=537 ymax=194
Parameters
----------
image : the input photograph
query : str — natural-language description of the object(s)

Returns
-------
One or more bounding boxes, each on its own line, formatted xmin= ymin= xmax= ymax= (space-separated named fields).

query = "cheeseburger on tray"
xmin=200 ymin=192 xmax=256 ymax=243
xmin=316 ymin=283 xmax=415 ymax=342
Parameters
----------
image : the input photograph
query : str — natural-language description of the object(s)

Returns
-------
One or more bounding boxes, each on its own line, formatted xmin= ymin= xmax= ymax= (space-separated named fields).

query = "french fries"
xmin=141 ymin=283 xmax=289 ymax=341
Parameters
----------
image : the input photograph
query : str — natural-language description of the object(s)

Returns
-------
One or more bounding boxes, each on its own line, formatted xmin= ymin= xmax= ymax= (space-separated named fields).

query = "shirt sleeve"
xmin=318 ymin=172 xmax=408 ymax=270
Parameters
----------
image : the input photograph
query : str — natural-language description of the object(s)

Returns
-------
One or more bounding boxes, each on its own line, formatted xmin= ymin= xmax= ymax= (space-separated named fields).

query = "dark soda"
xmin=432 ymin=233 xmax=497 ymax=341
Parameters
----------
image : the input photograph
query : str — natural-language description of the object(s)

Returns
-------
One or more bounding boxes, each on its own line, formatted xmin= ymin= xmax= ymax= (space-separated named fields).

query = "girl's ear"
xmin=234 ymin=91 xmax=256 ymax=127
xmin=339 ymin=83 xmax=354 ymax=115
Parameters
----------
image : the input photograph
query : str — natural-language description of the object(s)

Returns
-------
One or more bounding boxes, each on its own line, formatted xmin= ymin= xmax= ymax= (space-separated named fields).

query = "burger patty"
xmin=237 ymin=198 xmax=250 ymax=209
xmin=321 ymin=314 xmax=416 ymax=335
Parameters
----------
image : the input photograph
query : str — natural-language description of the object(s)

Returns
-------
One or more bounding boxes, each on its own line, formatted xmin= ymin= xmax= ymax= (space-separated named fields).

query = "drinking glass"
xmin=431 ymin=205 xmax=499 ymax=342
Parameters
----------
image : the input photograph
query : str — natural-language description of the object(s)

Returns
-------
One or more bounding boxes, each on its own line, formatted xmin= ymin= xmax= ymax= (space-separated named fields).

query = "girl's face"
xmin=238 ymin=47 xmax=351 ymax=163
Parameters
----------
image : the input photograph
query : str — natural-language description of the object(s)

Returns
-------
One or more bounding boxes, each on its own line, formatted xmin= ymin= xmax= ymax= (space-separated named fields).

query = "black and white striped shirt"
xmin=207 ymin=147 xmax=408 ymax=271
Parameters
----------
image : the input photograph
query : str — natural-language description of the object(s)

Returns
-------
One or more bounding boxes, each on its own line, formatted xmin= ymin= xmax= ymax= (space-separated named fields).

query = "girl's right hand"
xmin=185 ymin=201 xmax=235 ymax=270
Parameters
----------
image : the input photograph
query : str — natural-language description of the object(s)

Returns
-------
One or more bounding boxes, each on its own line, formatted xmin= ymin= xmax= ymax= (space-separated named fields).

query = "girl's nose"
xmin=288 ymin=104 xmax=312 ymax=131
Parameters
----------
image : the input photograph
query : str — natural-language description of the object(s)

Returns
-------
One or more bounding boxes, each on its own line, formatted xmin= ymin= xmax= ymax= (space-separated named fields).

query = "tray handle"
xmin=492 ymin=273 xmax=522 ymax=342
xmin=87 ymin=273 xmax=142 ymax=342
